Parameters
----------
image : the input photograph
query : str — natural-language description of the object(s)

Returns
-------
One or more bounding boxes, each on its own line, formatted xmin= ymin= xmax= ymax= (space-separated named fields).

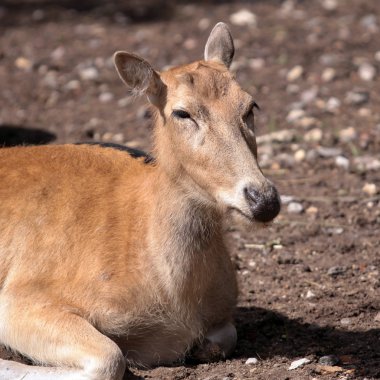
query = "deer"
xmin=0 ymin=23 xmax=280 ymax=380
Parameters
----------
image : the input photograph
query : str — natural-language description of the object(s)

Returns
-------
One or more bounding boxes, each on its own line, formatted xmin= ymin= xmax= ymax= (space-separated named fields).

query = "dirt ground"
xmin=0 ymin=0 xmax=379 ymax=379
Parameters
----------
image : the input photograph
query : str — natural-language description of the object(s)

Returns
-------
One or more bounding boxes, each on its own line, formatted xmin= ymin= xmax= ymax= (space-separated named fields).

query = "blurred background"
xmin=0 ymin=1 xmax=379 ymax=379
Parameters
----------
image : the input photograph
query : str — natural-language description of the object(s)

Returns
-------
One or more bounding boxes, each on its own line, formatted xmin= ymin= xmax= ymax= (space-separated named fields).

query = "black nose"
xmin=244 ymin=184 xmax=281 ymax=222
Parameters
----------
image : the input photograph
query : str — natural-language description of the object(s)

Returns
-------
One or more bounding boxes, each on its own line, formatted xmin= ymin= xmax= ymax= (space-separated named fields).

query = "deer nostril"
xmin=244 ymin=184 xmax=281 ymax=222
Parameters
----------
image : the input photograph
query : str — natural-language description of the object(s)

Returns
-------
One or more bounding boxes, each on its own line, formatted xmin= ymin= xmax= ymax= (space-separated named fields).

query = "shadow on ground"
xmin=233 ymin=306 xmax=380 ymax=378
xmin=0 ymin=125 xmax=56 ymax=147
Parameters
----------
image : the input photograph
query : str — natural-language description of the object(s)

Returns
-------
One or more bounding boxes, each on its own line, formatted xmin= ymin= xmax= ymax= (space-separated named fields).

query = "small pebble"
xmin=289 ymin=358 xmax=311 ymax=370
xmin=99 ymin=92 xmax=114 ymax=103
xmin=360 ymin=14 xmax=378 ymax=32
xmin=305 ymin=290 xmax=316 ymax=299
xmin=345 ymin=90 xmax=369 ymax=106
xmin=362 ymin=183 xmax=377 ymax=196
xmin=15 ymin=57 xmax=33 ymax=71
xmin=375 ymin=51 xmax=380 ymax=62
xmin=79 ymin=67 xmax=99 ymax=81
xmin=51 ymin=46 xmax=65 ymax=61
xmin=335 ymin=156 xmax=350 ymax=170
xmin=374 ymin=312 xmax=380 ymax=322
xmin=322 ymin=67 xmax=336 ymax=82
xmin=294 ymin=149 xmax=306 ymax=162
xmin=230 ymin=9 xmax=257 ymax=27
xmin=358 ymin=63 xmax=376 ymax=81
xmin=198 ymin=18 xmax=210 ymax=30
xmin=306 ymin=206 xmax=318 ymax=215
xmin=354 ymin=156 xmax=380 ymax=171
xmin=340 ymin=317 xmax=351 ymax=325
xmin=319 ymin=355 xmax=340 ymax=366
xmin=287 ymin=202 xmax=303 ymax=214
xmin=358 ymin=107 xmax=371 ymax=117
xmin=65 ymin=80 xmax=81 ymax=91
xmin=300 ymin=87 xmax=318 ymax=104
xmin=320 ymin=0 xmax=338 ymax=11
xmin=339 ymin=127 xmax=357 ymax=143
xmin=304 ymin=128 xmax=323 ymax=143
xmin=287 ymin=65 xmax=304 ymax=81
xmin=328 ymin=266 xmax=346 ymax=276
xmin=280 ymin=195 xmax=295 ymax=205
xmin=286 ymin=109 xmax=305 ymax=123
xmin=245 ymin=357 xmax=259 ymax=365
xmin=118 ymin=97 xmax=132 ymax=107
xmin=316 ymin=146 xmax=342 ymax=158
xmin=297 ymin=117 xmax=319 ymax=129
xmin=326 ymin=97 xmax=341 ymax=112
xmin=249 ymin=58 xmax=265 ymax=70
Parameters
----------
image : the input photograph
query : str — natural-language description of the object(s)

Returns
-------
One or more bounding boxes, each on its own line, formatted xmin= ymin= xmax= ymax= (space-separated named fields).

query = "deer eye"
xmin=172 ymin=109 xmax=191 ymax=119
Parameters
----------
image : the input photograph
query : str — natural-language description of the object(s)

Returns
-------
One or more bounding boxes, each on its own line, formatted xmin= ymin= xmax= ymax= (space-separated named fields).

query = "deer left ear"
xmin=204 ymin=22 xmax=235 ymax=69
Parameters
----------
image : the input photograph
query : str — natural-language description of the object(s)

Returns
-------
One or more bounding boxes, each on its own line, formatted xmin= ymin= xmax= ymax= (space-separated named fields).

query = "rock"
xmin=288 ymin=358 xmax=311 ymax=370
xmin=339 ymin=127 xmax=357 ymax=143
xmin=245 ymin=357 xmax=258 ymax=365
xmin=326 ymin=97 xmax=341 ymax=112
xmin=297 ymin=116 xmax=319 ymax=129
xmin=99 ymin=92 xmax=114 ymax=103
xmin=362 ymin=183 xmax=377 ymax=196
xmin=117 ymin=97 xmax=132 ymax=107
xmin=358 ymin=107 xmax=371 ymax=117
xmin=102 ymin=132 xmax=113 ymax=142
xmin=340 ymin=317 xmax=351 ymax=325
xmin=335 ymin=156 xmax=350 ymax=170
xmin=198 ymin=18 xmax=210 ymax=30
xmin=294 ymin=149 xmax=306 ymax=162
xmin=374 ymin=312 xmax=380 ymax=322
xmin=306 ymin=149 xmax=318 ymax=161
xmin=230 ymin=9 xmax=257 ymax=27
xmin=287 ymin=202 xmax=303 ymax=214
xmin=51 ymin=46 xmax=65 ymax=61
xmin=375 ymin=51 xmax=380 ymax=62
xmin=184 ymin=38 xmax=197 ymax=50
xmin=287 ymin=65 xmax=304 ymax=81
xmin=327 ymin=266 xmax=346 ymax=276
xmin=354 ymin=156 xmax=380 ymax=171
xmin=358 ymin=63 xmax=376 ymax=81
xmin=316 ymin=146 xmax=342 ymax=158
xmin=112 ymin=133 xmax=124 ymax=143
xmin=249 ymin=58 xmax=265 ymax=70
xmin=280 ymin=195 xmax=295 ymax=205
xmin=304 ymin=128 xmax=323 ymax=142
xmin=306 ymin=206 xmax=318 ymax=215
xmin=360 ymin=14 xmax=378 ymax=32
xmin=321 ymin=67 xmax=336 ymax=82
xmin=15 ymin=57 xmax=33 ymax=71
xmin=319 ymin=53 xmax=339 ymax=66
xmin=79 ymin=67 xmax=99 ymax=81
xmin=317 ymin=365 xmax=345 ymax=374
xmin=300 ymin=87 xmax=318 ymax=104
xmin=287 ymin=84 xmax=300 ymax=94
xmin=326 ymin=227 xmax=344 ymax=235
xmin=257 ymin=129 xmax=296 ymax=144
xmin=320 ymin=0 xmax=338 ymax=11
xmin=286 ymin=109 xmax=305 ymax=123
xmin=65 ymin=80 xmax=81 ymax=91
xmin=305 ymin=290 xmax=316 ymax=299
xmin=275 ymin=153 xmax=295 ymax=168
xmin=318 ymin=355 xmax=340 ymax=366
xmin=345 ymin=90 xmax=369 ymax=106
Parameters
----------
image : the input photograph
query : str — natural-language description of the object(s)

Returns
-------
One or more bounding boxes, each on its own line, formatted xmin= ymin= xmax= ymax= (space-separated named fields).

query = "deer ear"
xmin=113 ymin=51 xmax=164 ymax=106
xmin=204 ymin=22 xmax=235 ymax=68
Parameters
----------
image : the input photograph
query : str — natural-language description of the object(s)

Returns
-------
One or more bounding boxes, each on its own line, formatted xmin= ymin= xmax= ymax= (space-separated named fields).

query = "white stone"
xmin=287 ymin=202 xmax=303 ymax=214
xmin=198 ymin=18 xmax=210 ymax=30
xmin=362 ymin=183 xmax=377 ymax=196
xmin=99 ymin=92 xmax=114 ymax=103
xmin=339 ymin=127 xmax=357 ymax=142
xmin=321 ymin=67 xmax=336 ymax=82
xmin=79 ymin=67 xmax=99 ymax=81
xmin=51 ymin=46 xmax=65 ymax=61
xmin=358 ymin=63 xmax=376 ymax=81
xmin=304 ymin=128 xmax=323 ymax=142
xmin=294 ymin=149 xmax=306 ymax=162
xmin=335 ymin=156 xmax=350 ymax=170
xmin=326 ymin=97 xmax=341 ymax=112
xmin=245 ymin=357 xmax=259 ymax=365
xmin=287 ymin=65 xmax=304 ymax=81
xmin=280 ymin=195 xmax=295 ymax=205
xmin=286 ymin=109 xmax=305 ymax=123
xmin=305 ymin=290 xmax=316 ymax=299
xmin=320 ymin=0 xmax=338 ymax=11
xmin=289 ymin=358 xmax=311 ymax=370
xmin=65 ymin=80 xmax=81 ymax=91
xmin=249 ymin=58 xmax=265 ymax=70
xmin=230 ymin=9 xmax=257 ymax=27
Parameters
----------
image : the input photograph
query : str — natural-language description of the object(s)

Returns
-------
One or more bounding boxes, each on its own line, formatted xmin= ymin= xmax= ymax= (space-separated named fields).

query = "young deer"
xmin=0 ymin=23 xmax=280 ymax=379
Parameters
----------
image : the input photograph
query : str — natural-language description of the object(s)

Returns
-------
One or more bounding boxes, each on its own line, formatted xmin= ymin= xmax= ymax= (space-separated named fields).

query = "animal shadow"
xmin=234 ymin=306 xmax=380 ymax=378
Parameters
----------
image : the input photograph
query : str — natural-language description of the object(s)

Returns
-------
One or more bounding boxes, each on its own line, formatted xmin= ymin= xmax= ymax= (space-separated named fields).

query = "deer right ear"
xmin=113 ymin=51 xmax=164 ymax=106
xmin=204 ymin=22 xmax=235 ymax=68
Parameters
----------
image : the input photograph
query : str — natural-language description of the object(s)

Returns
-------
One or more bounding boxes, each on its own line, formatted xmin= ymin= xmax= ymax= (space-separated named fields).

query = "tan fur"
xmin=0 ymin=23 xmax=279 ymax=380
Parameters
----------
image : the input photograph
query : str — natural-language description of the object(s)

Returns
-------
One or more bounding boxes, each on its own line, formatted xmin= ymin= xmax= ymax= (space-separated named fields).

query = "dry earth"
xmin=0 ymin=0 xmax=379 ymax=379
